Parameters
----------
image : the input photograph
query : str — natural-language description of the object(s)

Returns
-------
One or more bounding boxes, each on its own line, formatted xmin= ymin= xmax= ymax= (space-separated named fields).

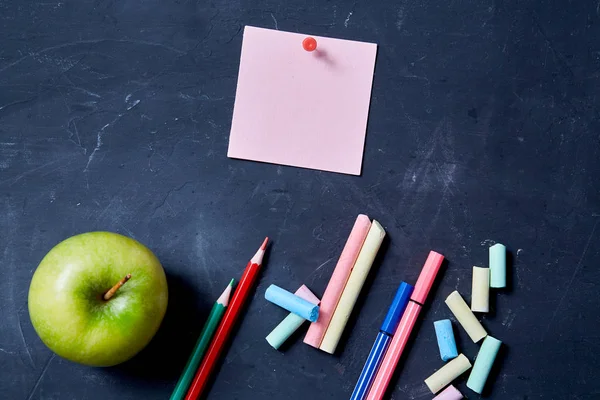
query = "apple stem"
xmin=103 ymin=274 xmax=132 ymax=301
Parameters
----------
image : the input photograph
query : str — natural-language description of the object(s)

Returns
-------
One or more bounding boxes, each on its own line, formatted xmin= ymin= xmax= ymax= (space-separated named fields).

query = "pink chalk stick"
xmin=295 ymin=285 xmax=320 ymax=305
xmin=432 ymin=385 xmax=463 ymax=400
xmin=304 ymin=214 xmax=371 ymax=348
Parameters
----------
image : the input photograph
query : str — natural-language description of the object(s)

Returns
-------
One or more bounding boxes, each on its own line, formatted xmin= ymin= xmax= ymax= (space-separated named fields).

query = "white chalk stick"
xmin=471 ymin=267 xmax=490 ymax=313
xmin=445 ymin=291 xmax=487 ymax=343
xmin=424 ymin=353 xmax=472 ymax=394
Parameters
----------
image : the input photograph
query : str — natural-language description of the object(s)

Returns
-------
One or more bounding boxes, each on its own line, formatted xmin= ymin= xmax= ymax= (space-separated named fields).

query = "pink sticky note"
xmin=228 ymin=26 xmax=378 ymax=175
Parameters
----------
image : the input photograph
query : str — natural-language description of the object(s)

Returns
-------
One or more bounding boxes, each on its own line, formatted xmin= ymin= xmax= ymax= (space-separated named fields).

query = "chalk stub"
xmin=471 ymin=266 xmax=490 ymax=313
xmin=424 ymin=353 xmax=472 ymax=394
xmin=295 ymin=285 xmax=320 ymax=305
xmin=266 ymin=314 xmax=305 ymax=349
xmin=432 ymin=384 xmax=463 ymax=400
xmin=265 ymin=284 xmax=319 ymax=322
xmin=434 ymin=319 xmax=458 ymax=362
xmin=445 ymin=290 xmax=487 ymax=343
xmin=266 ymin=285 xmax=320 ymax=350
xmin=489 ymin=243 xmax=506 ymax=288
xmin=466 ymin=335 xmax=502 ymax=394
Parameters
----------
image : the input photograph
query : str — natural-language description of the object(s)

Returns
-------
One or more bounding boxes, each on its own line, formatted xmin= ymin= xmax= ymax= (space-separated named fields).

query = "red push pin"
xmin=302 ymin=37 xmax=317 ymax=52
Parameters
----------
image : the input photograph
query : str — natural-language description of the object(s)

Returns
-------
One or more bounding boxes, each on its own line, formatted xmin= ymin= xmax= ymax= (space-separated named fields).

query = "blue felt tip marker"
xmin=349 ymin=282 xmax=414 ymax=400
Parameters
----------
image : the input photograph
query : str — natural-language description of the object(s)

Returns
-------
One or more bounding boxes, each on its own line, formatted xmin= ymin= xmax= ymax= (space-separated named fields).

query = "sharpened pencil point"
xmin=217 ymin=281 xmax=234 ymax=307
xmin=184 ymin=237 xmax=267 ymax=398
xmin=229 ymin=278 xmax=235 ymax=287
xmin=250 ymin=238 xmax=268 ymax=264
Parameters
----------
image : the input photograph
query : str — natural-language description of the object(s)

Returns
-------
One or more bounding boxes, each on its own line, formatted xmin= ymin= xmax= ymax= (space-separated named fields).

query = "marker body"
xmin=365 ymin=302 xmax=421 ymax=400
xmin=350 ymin=282 xmax=413 ymax=400
xmin=350 ymin=333 xmax=391 ymax=400
xmin=365 ymin=251 xmax=445 ymax=400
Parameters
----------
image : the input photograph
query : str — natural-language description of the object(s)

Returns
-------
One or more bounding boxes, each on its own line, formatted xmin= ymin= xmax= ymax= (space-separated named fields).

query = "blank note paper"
xmin=228 ymin=26 xmax=378 ymax=175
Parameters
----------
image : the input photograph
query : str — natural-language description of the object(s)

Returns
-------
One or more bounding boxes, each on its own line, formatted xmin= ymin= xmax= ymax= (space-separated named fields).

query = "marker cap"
xmin=380 ymin=282 xmax=414 ymax=334
xmin=411 ymin=251 xmax=445 ymax=304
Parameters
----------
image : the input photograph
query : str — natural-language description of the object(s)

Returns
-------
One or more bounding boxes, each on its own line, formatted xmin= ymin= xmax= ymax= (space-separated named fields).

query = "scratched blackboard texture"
xmin=1 ymin=0 xmax=599 ymax=399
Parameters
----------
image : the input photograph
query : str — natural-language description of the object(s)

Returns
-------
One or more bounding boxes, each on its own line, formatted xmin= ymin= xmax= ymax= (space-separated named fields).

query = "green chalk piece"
xmin=489 ymin=243 xmax=506 ymax=288
xmin=466 ymin=335 xmax=502 ymax=394
xmin=266 ymin=313 xmax=306 ymax=349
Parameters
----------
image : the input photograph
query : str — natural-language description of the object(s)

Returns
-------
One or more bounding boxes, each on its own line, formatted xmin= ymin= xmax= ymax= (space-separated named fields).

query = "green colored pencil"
xmin=170 ymin=279 xmax=234 ymax=400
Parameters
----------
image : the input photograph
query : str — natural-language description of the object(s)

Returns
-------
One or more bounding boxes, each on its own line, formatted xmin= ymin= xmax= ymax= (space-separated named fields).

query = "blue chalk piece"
xmin=265 ymin=285 xmax=319 ymax=322
xmin=380 ymin=282 xmax=414 ymax=335
xmin=434 ymin=319 xmax=458 ymax=361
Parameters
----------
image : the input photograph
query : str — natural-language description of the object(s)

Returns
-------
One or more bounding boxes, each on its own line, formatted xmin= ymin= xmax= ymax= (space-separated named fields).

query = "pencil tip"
xmin=229 ymin=278 xmax=235 ymax=286
xmin=250 ymin=237 xmax=268 ymax=264
xmin=218 ymin=281 xmax=234 ymax=306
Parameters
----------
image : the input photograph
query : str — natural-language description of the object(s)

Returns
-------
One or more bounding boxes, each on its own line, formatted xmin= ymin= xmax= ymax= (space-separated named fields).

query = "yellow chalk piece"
xmin=471 ymin=267 xmax=489 ymax=313
xmin=424 ymin=353 xmax=472 ymax=394
xmin=445 ymin=291 xmax=487 ymax=343
xmin=319 ymin=220 xmax=385 ymax=354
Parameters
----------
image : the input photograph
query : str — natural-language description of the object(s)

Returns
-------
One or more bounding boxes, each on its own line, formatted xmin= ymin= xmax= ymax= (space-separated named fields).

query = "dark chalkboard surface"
xmin=1 ymin=0 xmax=599 ymax=399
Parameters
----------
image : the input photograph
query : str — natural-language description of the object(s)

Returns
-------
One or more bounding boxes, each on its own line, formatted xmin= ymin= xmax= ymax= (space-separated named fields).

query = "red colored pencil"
xmin=185 ymin=237 xmax=269 ymax=400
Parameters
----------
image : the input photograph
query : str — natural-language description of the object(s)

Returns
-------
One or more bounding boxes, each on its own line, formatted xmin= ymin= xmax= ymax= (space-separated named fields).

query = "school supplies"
xmin=434 ymin=319 xmax=458 ymax=362
xmin=466 ymin=336 xmax=502 ymax=394
xmin=170 ymin=280 xmax=234 ymax=400
xmin=445 ymin=291 xmax=487 ymax=343
xmin=228 ymin=26 xmax=377 ymax=175
xmin=320 ymin=220 xmax=386 ymax=353
xmin=184 ymin=238 xmax=268 ymax=400
xmin=489 ymin=243 xmax=506 ymax=288
xmin=305 ymin=215 xmax=371 ymax=348
xmin=365 ymin=251 xmax=445 ymax=400
xmin=432 ymin=385 xmax=463 ymax=400
xmin=266 ymin=285 xmax=320 ymax=350
xmin=350 ymin=282 xmax=414 ymax=400
xmin=424 ymin=354 xmax=472 ymax=394
xmin=471 ymin=267 xmax=490 ymax=312
xmin=265 ymin=284 xmax=320 ymax=322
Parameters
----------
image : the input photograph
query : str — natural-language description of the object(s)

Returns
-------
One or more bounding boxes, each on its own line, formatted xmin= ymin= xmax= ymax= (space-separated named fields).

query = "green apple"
xmin=28 ymin=231 xmax=168 ymax=367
